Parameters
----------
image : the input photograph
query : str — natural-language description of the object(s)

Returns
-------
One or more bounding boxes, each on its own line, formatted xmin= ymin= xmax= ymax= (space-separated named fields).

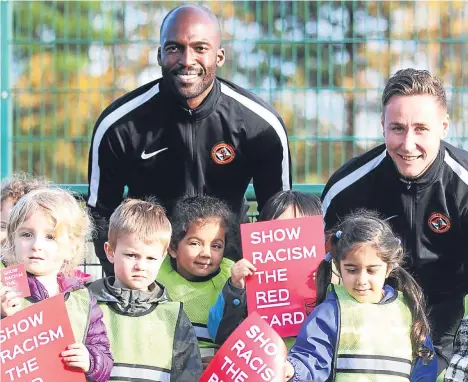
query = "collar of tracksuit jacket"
xmin=385 ymin=147 xmax=445 ymax=191
xmin=159 ymin=77 xmax=221 ymax=121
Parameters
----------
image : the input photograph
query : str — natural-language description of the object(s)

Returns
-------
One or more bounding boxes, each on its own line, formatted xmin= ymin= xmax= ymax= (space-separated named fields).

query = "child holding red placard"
xmin=208 ymin=190 xmax=322 ymax=347
xmin=286 ymin=211 xmax=436 ymax=381
xmin=0 ymin=174 xmax=91 ymax=283
xmin=0 ymin=188 xmax=113 ymax=382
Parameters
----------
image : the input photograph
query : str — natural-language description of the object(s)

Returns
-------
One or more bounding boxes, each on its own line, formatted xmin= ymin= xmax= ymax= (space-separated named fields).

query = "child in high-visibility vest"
xmin=208 ymin=190 xmax=323 ymax=349
xmin=0 ymin=188 xmax=113 ymax=382
xmin=156 ymin=195 xmax=239 ymax=369
xmin=88 ymin=198 xmax=202 ymax=381
xmin=286 ymin=210 xmax=437 ymax=381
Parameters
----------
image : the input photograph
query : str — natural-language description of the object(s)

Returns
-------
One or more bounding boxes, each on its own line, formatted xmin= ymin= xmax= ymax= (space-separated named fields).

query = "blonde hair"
xmin=4 ymin=188 xmax=93 ymax=276
xmin=1 ymin=172 xmax=50 ymax=204
xmin=108 ymin=198 xmax=172 ymax=250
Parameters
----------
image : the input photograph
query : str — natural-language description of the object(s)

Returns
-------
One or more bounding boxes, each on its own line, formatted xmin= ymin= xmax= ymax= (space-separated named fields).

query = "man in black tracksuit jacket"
xmin=87 ymin=5 xmax=291 ymax=275
xmin=322 ymin=68 xmax=468 ymax=374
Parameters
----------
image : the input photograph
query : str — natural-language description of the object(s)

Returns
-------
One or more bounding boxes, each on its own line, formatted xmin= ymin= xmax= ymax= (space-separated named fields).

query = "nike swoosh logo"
xmin=141 ymin=147 xmax=168 ymax=160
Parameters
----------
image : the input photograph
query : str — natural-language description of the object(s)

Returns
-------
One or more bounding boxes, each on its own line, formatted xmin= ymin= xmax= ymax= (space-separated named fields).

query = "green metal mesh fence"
xmin=2 ymin=1 xmax=468 ymax=184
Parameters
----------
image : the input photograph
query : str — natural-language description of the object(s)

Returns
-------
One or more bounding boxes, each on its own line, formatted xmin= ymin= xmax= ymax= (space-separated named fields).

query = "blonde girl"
xmin=0 ymin=188 xmax=113 ymax=381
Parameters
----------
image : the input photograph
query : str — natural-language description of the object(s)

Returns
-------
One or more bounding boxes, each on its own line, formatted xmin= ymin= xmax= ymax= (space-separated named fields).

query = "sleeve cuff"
xmin=227 ymin=278 xmax=246 ymax=296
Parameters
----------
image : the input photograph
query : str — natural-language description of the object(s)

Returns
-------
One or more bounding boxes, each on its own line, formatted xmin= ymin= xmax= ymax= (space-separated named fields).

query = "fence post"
xmin=0 ymin=0 xmax=12 ymax=179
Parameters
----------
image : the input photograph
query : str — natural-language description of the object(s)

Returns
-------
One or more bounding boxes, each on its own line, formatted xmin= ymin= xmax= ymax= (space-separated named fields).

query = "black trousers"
xmin=93 ymin=231 xmax=115 ymax=277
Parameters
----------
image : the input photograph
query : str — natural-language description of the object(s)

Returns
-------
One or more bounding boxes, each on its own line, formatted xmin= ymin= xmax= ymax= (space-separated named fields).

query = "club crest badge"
xmin=428 ymin=213 xmax=451 ymax=233
xmin=211 ymin=142 xmax=235 ymax=165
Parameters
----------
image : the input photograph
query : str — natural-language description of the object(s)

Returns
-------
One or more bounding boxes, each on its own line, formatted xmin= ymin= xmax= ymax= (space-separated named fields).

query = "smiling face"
xmin=382 ymin=94 xmax=449 ymax=179
xmin=338 ymin=243 xmax=392 ymax=303
xmin=158 ymin=6 xmax=225 ymax=109
xmin=14 ymin=209 xmax=71 ymax=277
xmin=105 ymin=233 xmax=166 ymax=291
xmin=169 ymin=218 xmax=225 ymax=280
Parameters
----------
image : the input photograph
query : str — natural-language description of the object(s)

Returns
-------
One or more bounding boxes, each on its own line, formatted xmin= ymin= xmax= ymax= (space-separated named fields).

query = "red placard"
xmin=1 ymin=264 xmax=31 ymax=298
xmin=0 ymin=294 xmax=86 ymax=382
xmin=241 ymin=216 xmax=325 ymax=337
xmin=200 ymin=312 xmax=286 ymax=382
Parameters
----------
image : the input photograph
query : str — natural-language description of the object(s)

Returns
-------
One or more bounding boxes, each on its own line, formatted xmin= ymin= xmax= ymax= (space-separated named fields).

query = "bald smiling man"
xmin=87 ymin=5 xmax=292 ymax=276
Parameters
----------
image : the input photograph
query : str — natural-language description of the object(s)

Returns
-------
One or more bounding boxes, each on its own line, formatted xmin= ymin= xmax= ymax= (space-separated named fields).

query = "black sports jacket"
xmin=87 ymin=77 xmax=291 ymax=221
xmin=321 ymin=141 xmax=468 ymax=366
xmin=322 ymin=141 xmax=468 ymax=303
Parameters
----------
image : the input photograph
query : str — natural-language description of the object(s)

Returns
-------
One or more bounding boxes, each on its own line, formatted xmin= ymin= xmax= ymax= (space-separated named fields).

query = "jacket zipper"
xmin=408 ymin=181 xmax=414 ymax=231
xmin=406 ymin=181 xmax=416 ymax=266
xmin=187 ymin=109 xmax=196 ymax=196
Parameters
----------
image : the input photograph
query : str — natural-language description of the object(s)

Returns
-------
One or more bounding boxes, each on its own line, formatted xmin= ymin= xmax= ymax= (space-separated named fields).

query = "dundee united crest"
xmin=428 ymin=213 xmax=451 ymax=233
xmin=211 ymin=143 xmax=235 ymax=165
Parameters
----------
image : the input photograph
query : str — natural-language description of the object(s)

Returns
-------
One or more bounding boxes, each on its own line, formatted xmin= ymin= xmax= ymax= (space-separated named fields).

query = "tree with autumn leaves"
xmin=10 ymin=1 xmax=468 ymax=185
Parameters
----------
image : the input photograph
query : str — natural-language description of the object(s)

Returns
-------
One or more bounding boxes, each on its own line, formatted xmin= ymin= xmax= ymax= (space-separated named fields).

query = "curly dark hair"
xmin=169 ymin=195 xmax=240 ymax=261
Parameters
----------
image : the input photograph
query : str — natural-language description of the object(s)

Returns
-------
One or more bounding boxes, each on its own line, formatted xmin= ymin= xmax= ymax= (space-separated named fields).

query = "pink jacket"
xmin=26 ymin=273 xmax=113 ymax=382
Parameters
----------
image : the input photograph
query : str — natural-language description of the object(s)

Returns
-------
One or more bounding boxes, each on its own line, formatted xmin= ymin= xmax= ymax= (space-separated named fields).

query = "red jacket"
xmin=26 ymin=273 xmax=113 ymax=382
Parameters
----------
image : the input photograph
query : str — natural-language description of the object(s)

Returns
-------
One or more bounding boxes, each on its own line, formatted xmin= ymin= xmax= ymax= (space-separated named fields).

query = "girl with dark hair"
xmin=156 ymin=195 xmax=239 ymax=369
xmin=286 ymin=210 xmax=436 ymax=381
xmin=208 ymin=190 xmax=323 ymax=350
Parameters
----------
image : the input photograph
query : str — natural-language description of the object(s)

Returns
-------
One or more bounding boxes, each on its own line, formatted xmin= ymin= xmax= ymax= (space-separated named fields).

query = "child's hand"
xmin=0 ymin=283 xmax=21 ymax=317
xmin=284 ymin=360 xmax=295 ymax=380
xmin=231 ymin=259 xmax=256 ymax=289
xmin=61 ymin=343 xmax=90 ymax=372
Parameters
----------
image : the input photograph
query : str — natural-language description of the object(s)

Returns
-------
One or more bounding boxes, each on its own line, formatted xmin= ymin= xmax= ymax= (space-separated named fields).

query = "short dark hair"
xmin=382 ymin=68 xmax=447 ymax=110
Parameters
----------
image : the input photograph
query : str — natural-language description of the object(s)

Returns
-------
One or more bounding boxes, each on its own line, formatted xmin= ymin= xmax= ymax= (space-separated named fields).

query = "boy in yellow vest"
xmin=88 ymin=198 xmax=202 ymax=381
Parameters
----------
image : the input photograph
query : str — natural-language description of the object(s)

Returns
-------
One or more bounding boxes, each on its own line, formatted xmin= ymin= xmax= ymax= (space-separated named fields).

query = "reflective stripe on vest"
xmin=336 ymin=355 xmax=411 ymax=379
xmin=110 ymin=363 xmax=171 ymax=382
xmin=333 ymin=284 xmax=413 ymax=382
xmin=99 ymin=301 xmax=180 ymax=380
xmin=193 ymin=323 xmax=212 ymax=343
xmin=200 ymin=348 xmax=216 ymax=357
xmin=20 ymin=288 xmax=91 ymax=343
